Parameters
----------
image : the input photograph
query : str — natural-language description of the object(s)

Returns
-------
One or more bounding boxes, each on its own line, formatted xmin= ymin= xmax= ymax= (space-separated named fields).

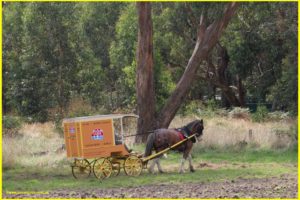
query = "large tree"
xmin=136 ymin=2 xmax=239 ymax=141
xmin=136 ymin=3 xmax=155 ymax=142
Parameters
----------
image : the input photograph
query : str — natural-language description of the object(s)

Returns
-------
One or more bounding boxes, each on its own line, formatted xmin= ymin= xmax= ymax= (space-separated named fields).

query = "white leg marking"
xmin=179 ymin=158 xmax=186 ymax=173
xmin=149 ymin=159 xmax=156 ymax=173
xmin=156 ymin=158 xmax=164 ymax=173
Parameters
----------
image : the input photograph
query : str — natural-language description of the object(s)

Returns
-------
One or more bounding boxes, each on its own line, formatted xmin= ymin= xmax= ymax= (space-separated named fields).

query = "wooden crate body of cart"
xmin=62 ymin=114 xmax=142 ymax=179
xmin=63 ymin=115 xmax=129 ymax=159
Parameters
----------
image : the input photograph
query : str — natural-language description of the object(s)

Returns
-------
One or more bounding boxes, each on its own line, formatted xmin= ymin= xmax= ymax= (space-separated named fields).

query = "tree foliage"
xmin=3 ymin=2 xmax=297 ymax=123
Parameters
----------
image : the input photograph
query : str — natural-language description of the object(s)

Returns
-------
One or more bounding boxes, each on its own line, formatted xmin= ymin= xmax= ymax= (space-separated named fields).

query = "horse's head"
xmin=187 ymin=119 xmax=204 ymax=138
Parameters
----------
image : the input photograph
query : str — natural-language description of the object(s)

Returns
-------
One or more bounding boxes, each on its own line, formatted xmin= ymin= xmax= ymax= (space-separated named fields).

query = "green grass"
xmin=192 ymin=147 xmax=298 ymax=163
xmin=3 ymin=148 xmax=297 ymax=192
xmin=151 ymin=146 xmax=298 ymax=164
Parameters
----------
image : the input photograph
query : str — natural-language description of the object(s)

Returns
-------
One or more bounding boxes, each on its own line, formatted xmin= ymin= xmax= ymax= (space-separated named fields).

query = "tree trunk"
xmin=236 ymin=75 xmax=246 ymax=107
xmin=205 ymin=43 xmax=243 ymax=108
xmin=136 ymin=2 xmax=155 ymax=143
xmin=58 ymin=42 xmax=64 ymax=118
xmin=156 ymin=3 xmax=239 ymax=128
xmin=215 ymin=43 xmax=242 ymax=107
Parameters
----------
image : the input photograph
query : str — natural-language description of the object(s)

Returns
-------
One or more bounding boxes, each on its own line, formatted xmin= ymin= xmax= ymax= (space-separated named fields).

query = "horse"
xmin=144 ymin=119 xmax=204 ymax=173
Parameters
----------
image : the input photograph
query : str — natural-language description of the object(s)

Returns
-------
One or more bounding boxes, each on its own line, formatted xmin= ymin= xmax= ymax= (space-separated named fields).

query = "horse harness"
xmin=176 ymin=126 xmax=197 ymax=143
xmin=153 ymin=126 xmax=196 ymax=152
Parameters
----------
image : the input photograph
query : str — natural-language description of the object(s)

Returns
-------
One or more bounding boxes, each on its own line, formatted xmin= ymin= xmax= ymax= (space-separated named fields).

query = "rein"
xmin=123 ymin=126 xmax=191 ymax=138
xmin=123 ymin=123 xmax=196 ymax=139
xmin=123 ymin=131 xmax=154 ymax=138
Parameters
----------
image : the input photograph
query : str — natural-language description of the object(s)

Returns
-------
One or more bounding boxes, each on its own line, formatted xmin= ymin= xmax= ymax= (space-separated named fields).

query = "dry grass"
xmin=171 ymin=116 xmax=296 ymax=149
xmin=21 ymin=122 xmax=57 ymax=138
xmin=3 ymin=115 xmax=296 ymax=170
xmin=3 ymin=122 xmax=67 ymax=169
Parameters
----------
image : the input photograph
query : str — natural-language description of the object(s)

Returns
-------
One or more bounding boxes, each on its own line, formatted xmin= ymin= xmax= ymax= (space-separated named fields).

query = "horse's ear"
xmin=200 ymin=119 xmax=203 ymax=123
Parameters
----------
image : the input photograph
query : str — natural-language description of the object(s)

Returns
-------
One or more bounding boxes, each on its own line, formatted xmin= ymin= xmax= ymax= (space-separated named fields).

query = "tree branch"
xmin=156 ymin=3 xmax=239 ymax=128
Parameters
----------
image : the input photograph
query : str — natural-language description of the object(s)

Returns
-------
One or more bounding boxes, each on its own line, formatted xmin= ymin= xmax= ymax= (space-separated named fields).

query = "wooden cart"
xmin=63 ymin=114 xmax=198 ymax=179
xmin=63 ymin=114 xmax=143 ymax=179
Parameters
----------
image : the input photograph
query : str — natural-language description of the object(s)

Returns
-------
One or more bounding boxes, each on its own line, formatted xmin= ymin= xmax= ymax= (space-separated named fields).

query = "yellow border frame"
xmin=1 ymin=1 xmax=299 ymax=200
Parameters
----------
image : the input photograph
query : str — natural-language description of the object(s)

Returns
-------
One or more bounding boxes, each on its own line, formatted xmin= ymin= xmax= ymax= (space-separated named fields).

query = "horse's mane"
xmin=186 ymin=120 xmax=202 ymax=129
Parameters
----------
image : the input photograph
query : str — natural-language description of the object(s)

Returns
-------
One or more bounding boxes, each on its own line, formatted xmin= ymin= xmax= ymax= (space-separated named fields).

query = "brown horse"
xmin=144 ymin=119 xmax=204 ymax=173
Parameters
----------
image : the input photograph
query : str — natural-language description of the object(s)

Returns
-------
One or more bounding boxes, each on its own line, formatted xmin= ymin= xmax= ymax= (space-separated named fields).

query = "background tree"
xmin=221 ymin=3 xmax=297 ymax=111
xmin=3 ymin=2 xmax=297 ymax=127
xmin=3 ymin=3 xmax=102 ymax=121
xmin=155 ymin=2 xmax=239 ymax=128
xmin=3 ymin=3 xmax=25 ymax=114
xmin=82 ymin=3 xmax=124 ymax=110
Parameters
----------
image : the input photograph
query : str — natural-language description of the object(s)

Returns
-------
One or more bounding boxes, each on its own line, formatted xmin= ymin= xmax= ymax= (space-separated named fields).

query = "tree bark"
xmin=156 ymin=3 xmax=239 ymax=128
xmin=206 ymin=43 xmax=246 ymax=107
xmin=209 ymin=43 xmax=242 ymax=107
xmin=136 ymin=2 xmax=155 ymax=142
xmin=236 ymin=75 xmax=246 ymax=106
xmin=58 ymin=41 xmax=65 ymax=118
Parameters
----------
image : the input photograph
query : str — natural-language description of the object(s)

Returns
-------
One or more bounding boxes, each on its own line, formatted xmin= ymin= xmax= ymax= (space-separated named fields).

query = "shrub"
xmin=184 ymin=101 xmax=202 ymax=115
xmin=54 ymin=114 xmax=64 ymax=137
xmin=179 ymin=100 xmax=203 ymax=116
xmin=251 ymin=105 xmax=269 ymax=122
xmin=186 ymin=99 xmax=223 ymax=118
xmin=268 ymin=111 xmax=290 ymax=121
xmin=65 ymin=97 xmax=108 ymax=118
xmin=3 ymin=115 xmax=22 ymax=129
xmin=206 ymin=99 xmax=219 ymax=111
xmin=3 ymin=115 xmax=23 ymax=136
xmin=215 ymin=108 xmax=229 ymax=117
xmin=229 ymin=107 xmax=250 ymax=119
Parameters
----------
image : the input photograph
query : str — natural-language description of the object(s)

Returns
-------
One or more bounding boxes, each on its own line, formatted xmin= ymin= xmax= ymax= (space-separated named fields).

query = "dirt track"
xmin=3 ymin=174 xmax=297 ymax=198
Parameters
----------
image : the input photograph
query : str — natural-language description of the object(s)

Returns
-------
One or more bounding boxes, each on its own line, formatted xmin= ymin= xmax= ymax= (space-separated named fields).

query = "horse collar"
xmin=183 ymin=126 xmax=197 ymax=143
xmin=183 ymin=126 xmax=192 ymax=136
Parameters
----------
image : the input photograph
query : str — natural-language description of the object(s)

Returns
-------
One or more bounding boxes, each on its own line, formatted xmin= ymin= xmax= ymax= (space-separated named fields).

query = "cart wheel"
xmin=93 ymin=158 xmax=113 ymax=179
xmin=124 ymin=155 xmax=143 ymax=176
xmin=72 ymin=159 xmax=91 ymax=179
xmin=112 ymin=162 xmax=121 ymax=176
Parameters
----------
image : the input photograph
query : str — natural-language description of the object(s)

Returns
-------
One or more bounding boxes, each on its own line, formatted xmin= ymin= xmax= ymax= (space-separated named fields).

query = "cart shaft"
xmin=141 ymin=134 xmax=197 ymax=163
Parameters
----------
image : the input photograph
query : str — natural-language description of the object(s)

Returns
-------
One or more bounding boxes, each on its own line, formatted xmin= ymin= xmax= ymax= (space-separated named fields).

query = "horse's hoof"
xmin=190 ymin=168 xmax=195 ymax=173
xmin=159 ymin=170 xmax=164 ymax=174
xmin=179 ymin=170 xmax=184 ymax=174
xmin=148 ymin=169 xmax=154 ymax=174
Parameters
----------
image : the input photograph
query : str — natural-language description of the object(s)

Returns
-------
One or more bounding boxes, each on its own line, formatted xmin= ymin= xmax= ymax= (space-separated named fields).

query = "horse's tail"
xmin=144 ymin=132 xmax=156 ymax=157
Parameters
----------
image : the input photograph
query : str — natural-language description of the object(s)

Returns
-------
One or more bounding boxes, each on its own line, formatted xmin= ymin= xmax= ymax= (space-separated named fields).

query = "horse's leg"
xmin=148 ymin=159 xmax=156 ymax=173
xmin=155 ymin=156 xmax=164 ymax=173
xmin=180 ymin=141 xmax=193 ymax=173
xmin=179 ymin=156 xmax=186 ymax=173
xmin=188 ymin=154 xmax=195 ymax=172
xmin=148 ymin=157 xmax=164 ymax=173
